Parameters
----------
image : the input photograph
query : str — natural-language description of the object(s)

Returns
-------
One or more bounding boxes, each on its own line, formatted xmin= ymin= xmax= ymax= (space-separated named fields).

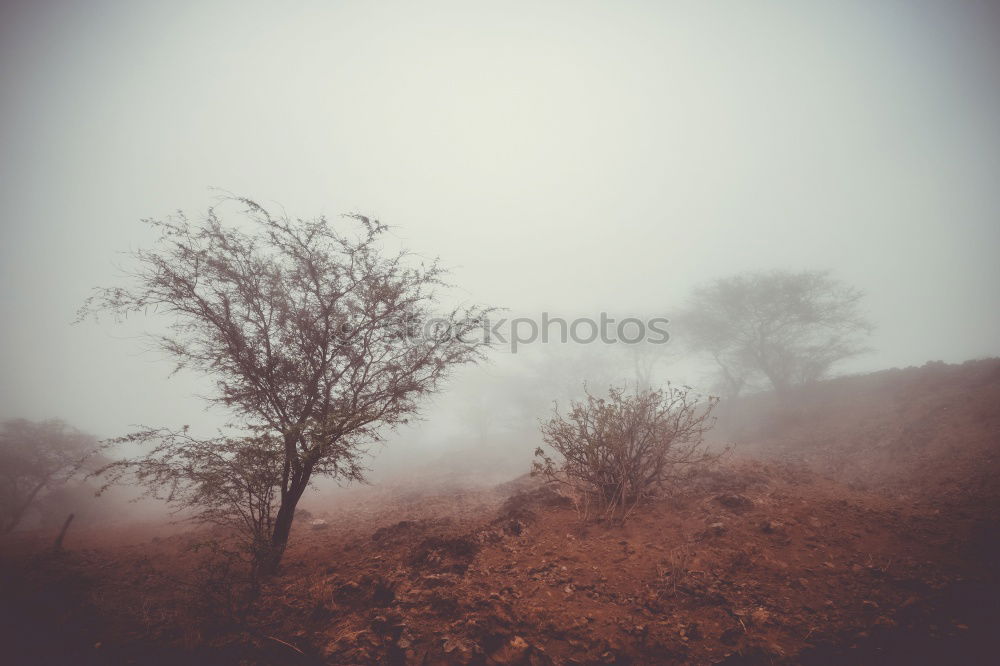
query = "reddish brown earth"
xmin=2 ymin=359 xmax=999 ymax=665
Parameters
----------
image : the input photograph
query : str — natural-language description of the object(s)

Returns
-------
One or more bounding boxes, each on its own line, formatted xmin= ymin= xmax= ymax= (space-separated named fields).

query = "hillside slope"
xmin=714 ymin=358 xmax=1000 ymax=499
xmin=2 ymin=360 xmax=998 ymax=665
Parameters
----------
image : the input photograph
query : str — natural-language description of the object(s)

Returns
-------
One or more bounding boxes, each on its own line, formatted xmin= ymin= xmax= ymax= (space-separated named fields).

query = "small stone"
xmin=491 ymin=636 xmax=530 ymax=664
xmin=751 ymin=607 xmax=771 ymax=625
xmin=715 ymin=494 xmax=754 ymax=512
xmin=760 ymin=520 xmax=784 ymax=534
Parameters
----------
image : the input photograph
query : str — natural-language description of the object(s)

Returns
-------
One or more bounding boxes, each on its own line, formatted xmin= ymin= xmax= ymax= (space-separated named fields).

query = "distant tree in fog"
xmin=679 ymin=270 xmax=872 ymax=397
xmin=0 ymin=419 xmax=100 ymax=533
xmin=81 ymin=197 xmax=492 ymax=574
xmin=621 ymin=338 xmax=678 ymax=392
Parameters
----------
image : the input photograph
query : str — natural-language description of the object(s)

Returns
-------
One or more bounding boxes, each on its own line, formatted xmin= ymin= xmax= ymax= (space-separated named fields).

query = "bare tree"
xmin=0 ymin=419 xmax=99 ymax=533
xmin=81 ymin=198 xmax=491 ymax=573
xmin=533 ymin=384 xmax=719 ymax=521
xmin=621 ymin=338 xmax=677 ymax=393
xmin=679 ymin=270 xmax=873 ymax=397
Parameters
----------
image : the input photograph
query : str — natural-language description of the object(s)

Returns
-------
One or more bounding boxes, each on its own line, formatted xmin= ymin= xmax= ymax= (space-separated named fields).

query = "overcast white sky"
xmin=1 ymin=0 xmax=999 ymax=444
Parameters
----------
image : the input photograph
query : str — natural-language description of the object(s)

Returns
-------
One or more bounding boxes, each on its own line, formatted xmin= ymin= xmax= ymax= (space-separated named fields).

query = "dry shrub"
xmin=658 ymin=543 xmax=694 ymax=594
xmin=534 ymin=384 xmax=721 ymax=521
xmin=185 ymin=540 xmax=260 ymax=627
xmin=107 ymin=538 xmax=259 ymax=648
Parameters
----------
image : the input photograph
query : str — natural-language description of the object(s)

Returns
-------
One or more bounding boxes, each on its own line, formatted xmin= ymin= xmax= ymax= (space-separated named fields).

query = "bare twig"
xmin=266 ymin=636 xmax=305 ymax=655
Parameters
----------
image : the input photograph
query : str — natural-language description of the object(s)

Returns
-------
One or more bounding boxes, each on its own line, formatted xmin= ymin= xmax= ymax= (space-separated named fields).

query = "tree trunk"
xmin=761 ymin=367 xmax=791 ymax=397
xmin=53 ymin=513 xmax=75 ymax=551
xmin=259 ymin=480 xmax=309 ymax=575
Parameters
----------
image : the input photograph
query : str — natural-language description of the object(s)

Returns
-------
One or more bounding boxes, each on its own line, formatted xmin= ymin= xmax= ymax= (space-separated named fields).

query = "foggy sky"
xmin=2 ymin=0 xmax=999 ymax=446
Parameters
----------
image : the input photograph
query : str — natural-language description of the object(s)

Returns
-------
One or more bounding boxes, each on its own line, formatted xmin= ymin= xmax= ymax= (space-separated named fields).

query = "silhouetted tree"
xmin=0 ymin=419 xmax=99 ymax=533
xmin=82 ymin=198 xmax=492 ymax=573
xmin=679 ymin=270 xmax=872 ymax=397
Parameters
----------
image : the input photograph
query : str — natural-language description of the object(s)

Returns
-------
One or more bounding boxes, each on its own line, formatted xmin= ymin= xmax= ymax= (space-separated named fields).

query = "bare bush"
xmin=533 ymin=385 xmax=720 ymax=521
xmin=657 ymin=542 xmax=694 ymax=595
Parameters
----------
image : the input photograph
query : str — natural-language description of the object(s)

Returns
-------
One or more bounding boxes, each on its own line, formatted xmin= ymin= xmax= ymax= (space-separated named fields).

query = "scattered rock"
xmin=332 ymin=575 xmax=396 ymax=607
xmin=332 ymin=580 xmax=365 ymax=605
xmin=760 ymin=519 xmax=785 ymax=534
xmin=490 ymin=635 xmax=530 ymax=664
xmin=372 ymin=520 xmax=416 ymax=543
xmin=442 ymin=635 xmax=475 ymax=660
xmin=751 ymin=607 xmax=771 ymax=625
xmin=410 ymin=535 xmax=481 ymax=574
xmin=420 ymin=573 xmax=461 ymax=589
xmin=714 ymin=494 xmax=754 ymax=512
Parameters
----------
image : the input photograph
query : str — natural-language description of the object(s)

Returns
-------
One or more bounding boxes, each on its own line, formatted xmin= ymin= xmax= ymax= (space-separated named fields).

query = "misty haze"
xmin=2 ymin=1 xmax=999 ymax=665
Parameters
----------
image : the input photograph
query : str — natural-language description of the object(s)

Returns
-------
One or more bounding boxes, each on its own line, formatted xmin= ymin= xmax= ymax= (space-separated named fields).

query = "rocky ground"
xmin=2 ymin=359 xmax=998 ymax=664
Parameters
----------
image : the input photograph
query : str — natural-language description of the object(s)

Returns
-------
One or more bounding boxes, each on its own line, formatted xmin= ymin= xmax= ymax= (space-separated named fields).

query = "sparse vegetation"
xmin=2 ymin=360 xmax=999 ymax=664
xmin=97 ymin=430 xmax=285 ymax=577
xmin=2 ymin=0 xmax=996 ymax=660
xmin=81 ymin=198 xmax=492 ymax=573
xmin=533 ymin=384 xmax=721 ymax=520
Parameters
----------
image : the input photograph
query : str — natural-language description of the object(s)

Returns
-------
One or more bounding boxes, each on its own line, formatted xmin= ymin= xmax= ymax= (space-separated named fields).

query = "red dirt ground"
xmin=2 ymin=359 xmax=999 ymax=665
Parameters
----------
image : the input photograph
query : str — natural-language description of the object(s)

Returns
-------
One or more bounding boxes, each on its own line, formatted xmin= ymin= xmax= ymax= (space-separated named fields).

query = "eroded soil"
xmin=2 ymin=360 xmax=999 ymax=664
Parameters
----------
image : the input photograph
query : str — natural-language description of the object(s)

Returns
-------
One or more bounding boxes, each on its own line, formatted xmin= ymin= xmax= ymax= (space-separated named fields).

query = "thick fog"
xmin=2 ymin=0 xmax=999 ymax=483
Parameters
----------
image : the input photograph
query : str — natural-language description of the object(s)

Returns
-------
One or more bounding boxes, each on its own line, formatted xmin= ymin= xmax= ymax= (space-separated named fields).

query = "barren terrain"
xmin=3 ymin=359 xmax=999 ymax=665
